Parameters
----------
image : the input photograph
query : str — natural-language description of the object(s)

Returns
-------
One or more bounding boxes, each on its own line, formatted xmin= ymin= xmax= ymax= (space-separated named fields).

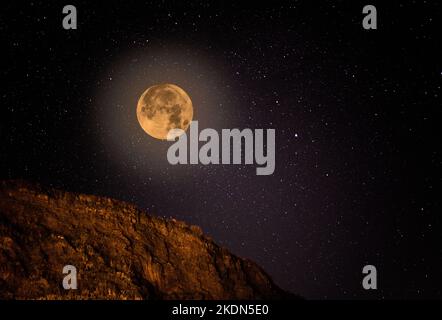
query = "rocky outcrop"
xmin=0 ymin=180 xmax=296 ymax=300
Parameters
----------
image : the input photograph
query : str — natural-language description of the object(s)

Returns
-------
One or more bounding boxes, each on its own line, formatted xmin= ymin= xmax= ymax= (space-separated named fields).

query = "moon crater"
xmin=137 ymin=84 xmax=193 ymax=140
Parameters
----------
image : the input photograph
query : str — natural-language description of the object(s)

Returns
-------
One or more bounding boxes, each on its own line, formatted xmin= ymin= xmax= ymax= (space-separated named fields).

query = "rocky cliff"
xmin=0 ymin=180 xmax=295 ymax=300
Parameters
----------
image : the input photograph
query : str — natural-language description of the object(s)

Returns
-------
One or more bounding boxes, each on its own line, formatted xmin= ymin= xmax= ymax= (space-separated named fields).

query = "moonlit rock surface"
xmin=0 ymin=181 xmax=298 ymax=300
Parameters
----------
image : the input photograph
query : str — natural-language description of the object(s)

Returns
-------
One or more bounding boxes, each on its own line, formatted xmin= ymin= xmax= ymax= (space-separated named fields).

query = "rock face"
xmin=0 ymin=181 xmax=295 ymax=300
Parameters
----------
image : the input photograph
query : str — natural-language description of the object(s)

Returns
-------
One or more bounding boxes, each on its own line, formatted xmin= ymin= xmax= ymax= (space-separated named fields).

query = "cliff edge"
xmin=0 ymin=180 xmax=297 ymax=300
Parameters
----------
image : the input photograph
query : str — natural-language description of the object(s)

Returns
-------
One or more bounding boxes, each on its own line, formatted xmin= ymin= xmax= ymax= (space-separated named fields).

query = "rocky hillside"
xmin=0 ymin=180 xmax=296 ymax=300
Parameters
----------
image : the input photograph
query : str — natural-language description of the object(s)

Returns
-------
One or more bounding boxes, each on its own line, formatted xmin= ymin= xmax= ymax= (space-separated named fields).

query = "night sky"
xmin=2 ymin=1 xmax=441 ymax=299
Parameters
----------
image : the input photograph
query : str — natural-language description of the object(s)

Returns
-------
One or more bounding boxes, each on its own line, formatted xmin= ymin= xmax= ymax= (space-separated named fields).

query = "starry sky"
xmin=2 ymin=1 xmax=441 ymax=299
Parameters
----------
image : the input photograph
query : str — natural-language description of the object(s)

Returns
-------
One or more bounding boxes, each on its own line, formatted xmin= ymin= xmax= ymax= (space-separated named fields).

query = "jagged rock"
xmin=0 ymin=180 xmax=297 ymax=300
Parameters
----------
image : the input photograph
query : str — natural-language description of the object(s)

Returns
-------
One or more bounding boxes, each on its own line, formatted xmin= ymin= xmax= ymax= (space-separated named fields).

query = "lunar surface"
xmin=136 ymin=84 xmax=193 ymax=140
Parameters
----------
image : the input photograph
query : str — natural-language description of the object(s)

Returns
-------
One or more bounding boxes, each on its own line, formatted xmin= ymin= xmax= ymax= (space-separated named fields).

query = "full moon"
xmin=136 ymin=83 xmax=193 ymax=140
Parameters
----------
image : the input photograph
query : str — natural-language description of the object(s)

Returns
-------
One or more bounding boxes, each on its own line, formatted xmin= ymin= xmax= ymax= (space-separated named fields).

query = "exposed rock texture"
xmin=0 ymin=180 xmax=295 ymax=300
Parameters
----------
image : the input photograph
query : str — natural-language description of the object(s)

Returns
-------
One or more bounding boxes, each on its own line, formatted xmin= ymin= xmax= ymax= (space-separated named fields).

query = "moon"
xmin=136 ymin=83 xmax=193 ymax=140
